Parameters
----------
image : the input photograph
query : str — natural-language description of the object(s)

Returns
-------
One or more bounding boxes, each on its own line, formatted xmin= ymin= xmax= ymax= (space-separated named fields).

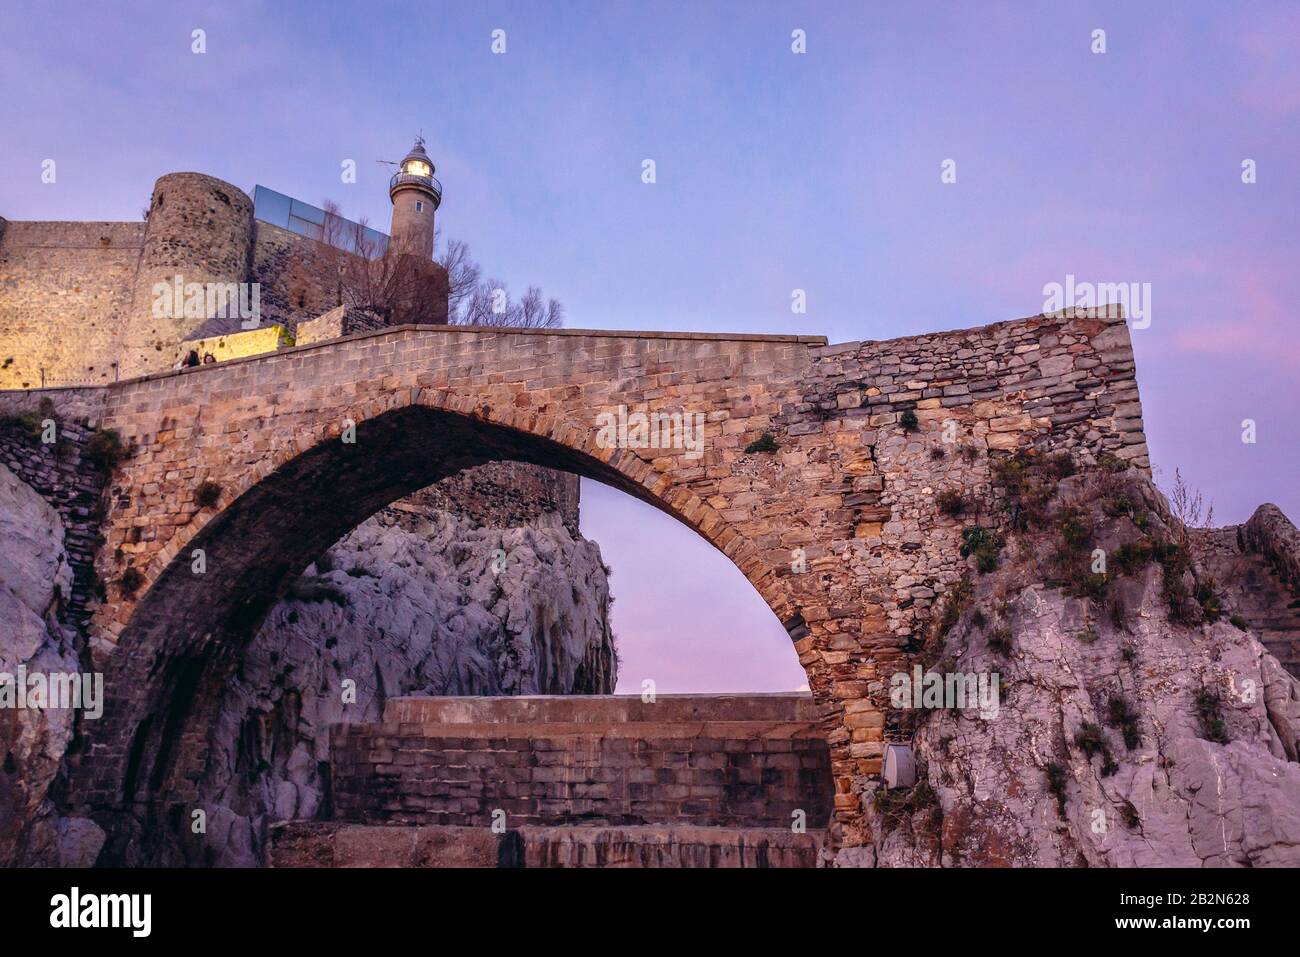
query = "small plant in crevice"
xmin=1075 ymin=627 xmax=1099 ymax=645
xmin=1050 ymin=504 xmax=1109 ymax=600
xmin=874 ymin=778 xmax=939 ymax=833
xmin=959 ymin=443 xmax=980 ymax=464
xmin=1120 ymin=644 xmax=1137 ymax=664
xmin=1045 ymin=762 xmax=1069 ymax=818
xmin=960 ymin=526 xmax=1004 ymax=573
xmin=1057 ymin=505 xmax=1093 ymax=549
xmin=1106 ymin=694 xmax=1142 ymax=750
xmin=119 ymin=565 xmax=145 ymax=598
xmin=1101 ymin=494 xmax=1134 ymax=518
xmin=970 ymin=607 xmax=987 ymax=630
xmin=85 ymin=427 xmax=129 ymax=470
xmin=1044 ymin=452 xmax=1077 ymax=479
xmin=288 ymin=574 xmax=350 ymax=607
xmin=987 ymin=626 xmax=1013 ymax=657
xmin=1065 ymin=569 xmax=1109 ymax=601
xmin=1194 ymin=687 xmax=1229 ymax=744
xmin=929 ymin=445 xmax=946 ymax=461
xmin=936 ymin=488 xmax=966 ymax=517
xmin=194 ymin=480 xmax=222 ymax=508
xmin=744 ymin=432 xmax=778 ymax=454
xmin=1144 ymin=539 xmax=1201 ymax=625
xmin=0 ymin=397 xmax=58 ymax=444
xmin=1229 ymin=614 xmax=1248 ymax=631
xmin=1096 ymin=452 xmax=1128 ymax=474
xmin=1074 ymin=722 xmax=1118 ymax=776
xmin=1112 ymin=540 xmax=1156 ymax=576
xmin=1119 ymin=800 xmax=1141 ymax=830
xmin=935 ymin=573 xmax=973 ymax=639
xmin=899 ymin=409 xmax=920 ymax=433
xmin=991 ymin=450 xmax=1067 ymax=531
xmin=1194 ymin=578 xmax=1224 ymax=623
xmin=924 ymin=573 xmax=974 ymax=667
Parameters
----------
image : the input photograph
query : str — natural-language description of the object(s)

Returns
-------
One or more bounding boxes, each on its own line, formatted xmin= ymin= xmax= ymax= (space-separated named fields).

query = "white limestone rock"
xmin=197 ymin=501 xmax=616 ymax=865
xmin=866 ymin=471 xmax=1300 ymax=868
xmin=0 ymin=463 xmax=84 ymax=866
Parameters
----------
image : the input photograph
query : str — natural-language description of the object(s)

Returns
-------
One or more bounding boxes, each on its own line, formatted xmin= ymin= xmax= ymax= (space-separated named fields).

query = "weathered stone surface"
xmin=0 ymin=463 xmax=103 ymax=866
xmin=852 ymin=470 xmax=1300 ymax=868
xmin=1196 ymin=511 xmax=1300 ymax=678
xmin=269 ymin=822 xmax=823 ymax=868
xmin=189 ymin=494 xmax=616 ymax=866
xmin=1244 ymin=504 xmax=1300 ymax=597
xmin=519 ymin=825 xmax=823 ymax=868
xmin=1 ymin=307 xmax=1154 ymax=859
xmin=331 ymin=693 xmax=831 ymax=831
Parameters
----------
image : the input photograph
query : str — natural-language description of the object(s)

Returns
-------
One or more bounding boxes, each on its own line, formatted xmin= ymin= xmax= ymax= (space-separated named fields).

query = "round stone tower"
xmin=387 ymin=137 xmax=441 ymax=260
xmin=122 ymin=173 xmax=254 ymax=378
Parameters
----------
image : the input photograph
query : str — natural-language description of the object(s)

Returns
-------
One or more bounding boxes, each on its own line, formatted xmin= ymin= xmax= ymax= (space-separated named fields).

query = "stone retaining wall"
xmin=269 ymin=821 xmax=823 ymax=868
xmin=392 ymin=461 xmax=579 ymax=535
xmin=330 ymin=694 xmax=833 ymax=830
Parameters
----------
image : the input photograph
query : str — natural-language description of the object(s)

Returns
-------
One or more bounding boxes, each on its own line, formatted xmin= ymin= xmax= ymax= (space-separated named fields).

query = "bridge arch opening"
xmin=85 ymin=401 xmax=833 ymax=863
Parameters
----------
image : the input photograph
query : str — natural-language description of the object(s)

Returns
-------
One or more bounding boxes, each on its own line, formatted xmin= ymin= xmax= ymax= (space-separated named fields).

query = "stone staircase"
xmin=1195 ymin=504 xmax=1300 ymax=679
xmin=272 ymin=693 xmax=834 ymax=868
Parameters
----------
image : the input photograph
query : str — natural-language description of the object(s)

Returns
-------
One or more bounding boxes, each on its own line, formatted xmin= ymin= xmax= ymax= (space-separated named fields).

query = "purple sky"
xmin=3 ymin=2 xmax=1296 ymax=692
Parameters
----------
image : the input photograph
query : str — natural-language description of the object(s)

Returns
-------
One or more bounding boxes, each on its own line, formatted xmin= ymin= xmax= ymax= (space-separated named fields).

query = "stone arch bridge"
xmin=4 ymin=311 xmax=1148 ymax=858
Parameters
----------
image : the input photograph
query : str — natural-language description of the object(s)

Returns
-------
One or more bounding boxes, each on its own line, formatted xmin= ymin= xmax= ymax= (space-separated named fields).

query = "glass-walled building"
xmin=252 ymin=185 xmax=389 ymax=256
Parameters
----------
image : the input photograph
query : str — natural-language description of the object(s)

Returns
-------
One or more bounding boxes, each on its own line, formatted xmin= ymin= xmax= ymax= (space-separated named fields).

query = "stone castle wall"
xmin=0 ymin=221 xmax=147 ymax=388
xmin=0 ymin=171 xmax=448 ymax=389
xmin=250 ymin=220 xmax=345 ymax=328
xmin=120 ymin=174 xmax=256 ymax=378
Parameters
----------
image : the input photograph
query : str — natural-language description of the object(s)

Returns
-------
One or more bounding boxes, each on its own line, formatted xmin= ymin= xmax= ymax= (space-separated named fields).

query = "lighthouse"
xmin=387 ymin=137 xmax=442 ymax=260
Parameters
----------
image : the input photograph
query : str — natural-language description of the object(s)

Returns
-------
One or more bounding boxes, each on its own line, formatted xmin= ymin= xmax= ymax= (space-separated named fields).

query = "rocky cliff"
xmin=192 ymin=482 xmax=617 ymax=865
xmin=847 ymin=457 xmax=1300 ymax=867
xmin=0 ymin=462 xmax=105 ymax=866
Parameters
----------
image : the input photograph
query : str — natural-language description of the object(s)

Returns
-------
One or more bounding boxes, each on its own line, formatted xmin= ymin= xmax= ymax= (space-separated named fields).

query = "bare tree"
xmin=452 ymin=277 xmax=564 ymax=329
xmin=318 ymin=199 xmax=563 ymax=330
xmin=1164 ymin=467 xmax=1215 ymax=533
xmin=437 ymin=237 xmax=481 ymax=314
xmin=318 ymin=208 xmax=449 ymax=325
xmin=434 ymin=229 xmax=562 ymax=328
